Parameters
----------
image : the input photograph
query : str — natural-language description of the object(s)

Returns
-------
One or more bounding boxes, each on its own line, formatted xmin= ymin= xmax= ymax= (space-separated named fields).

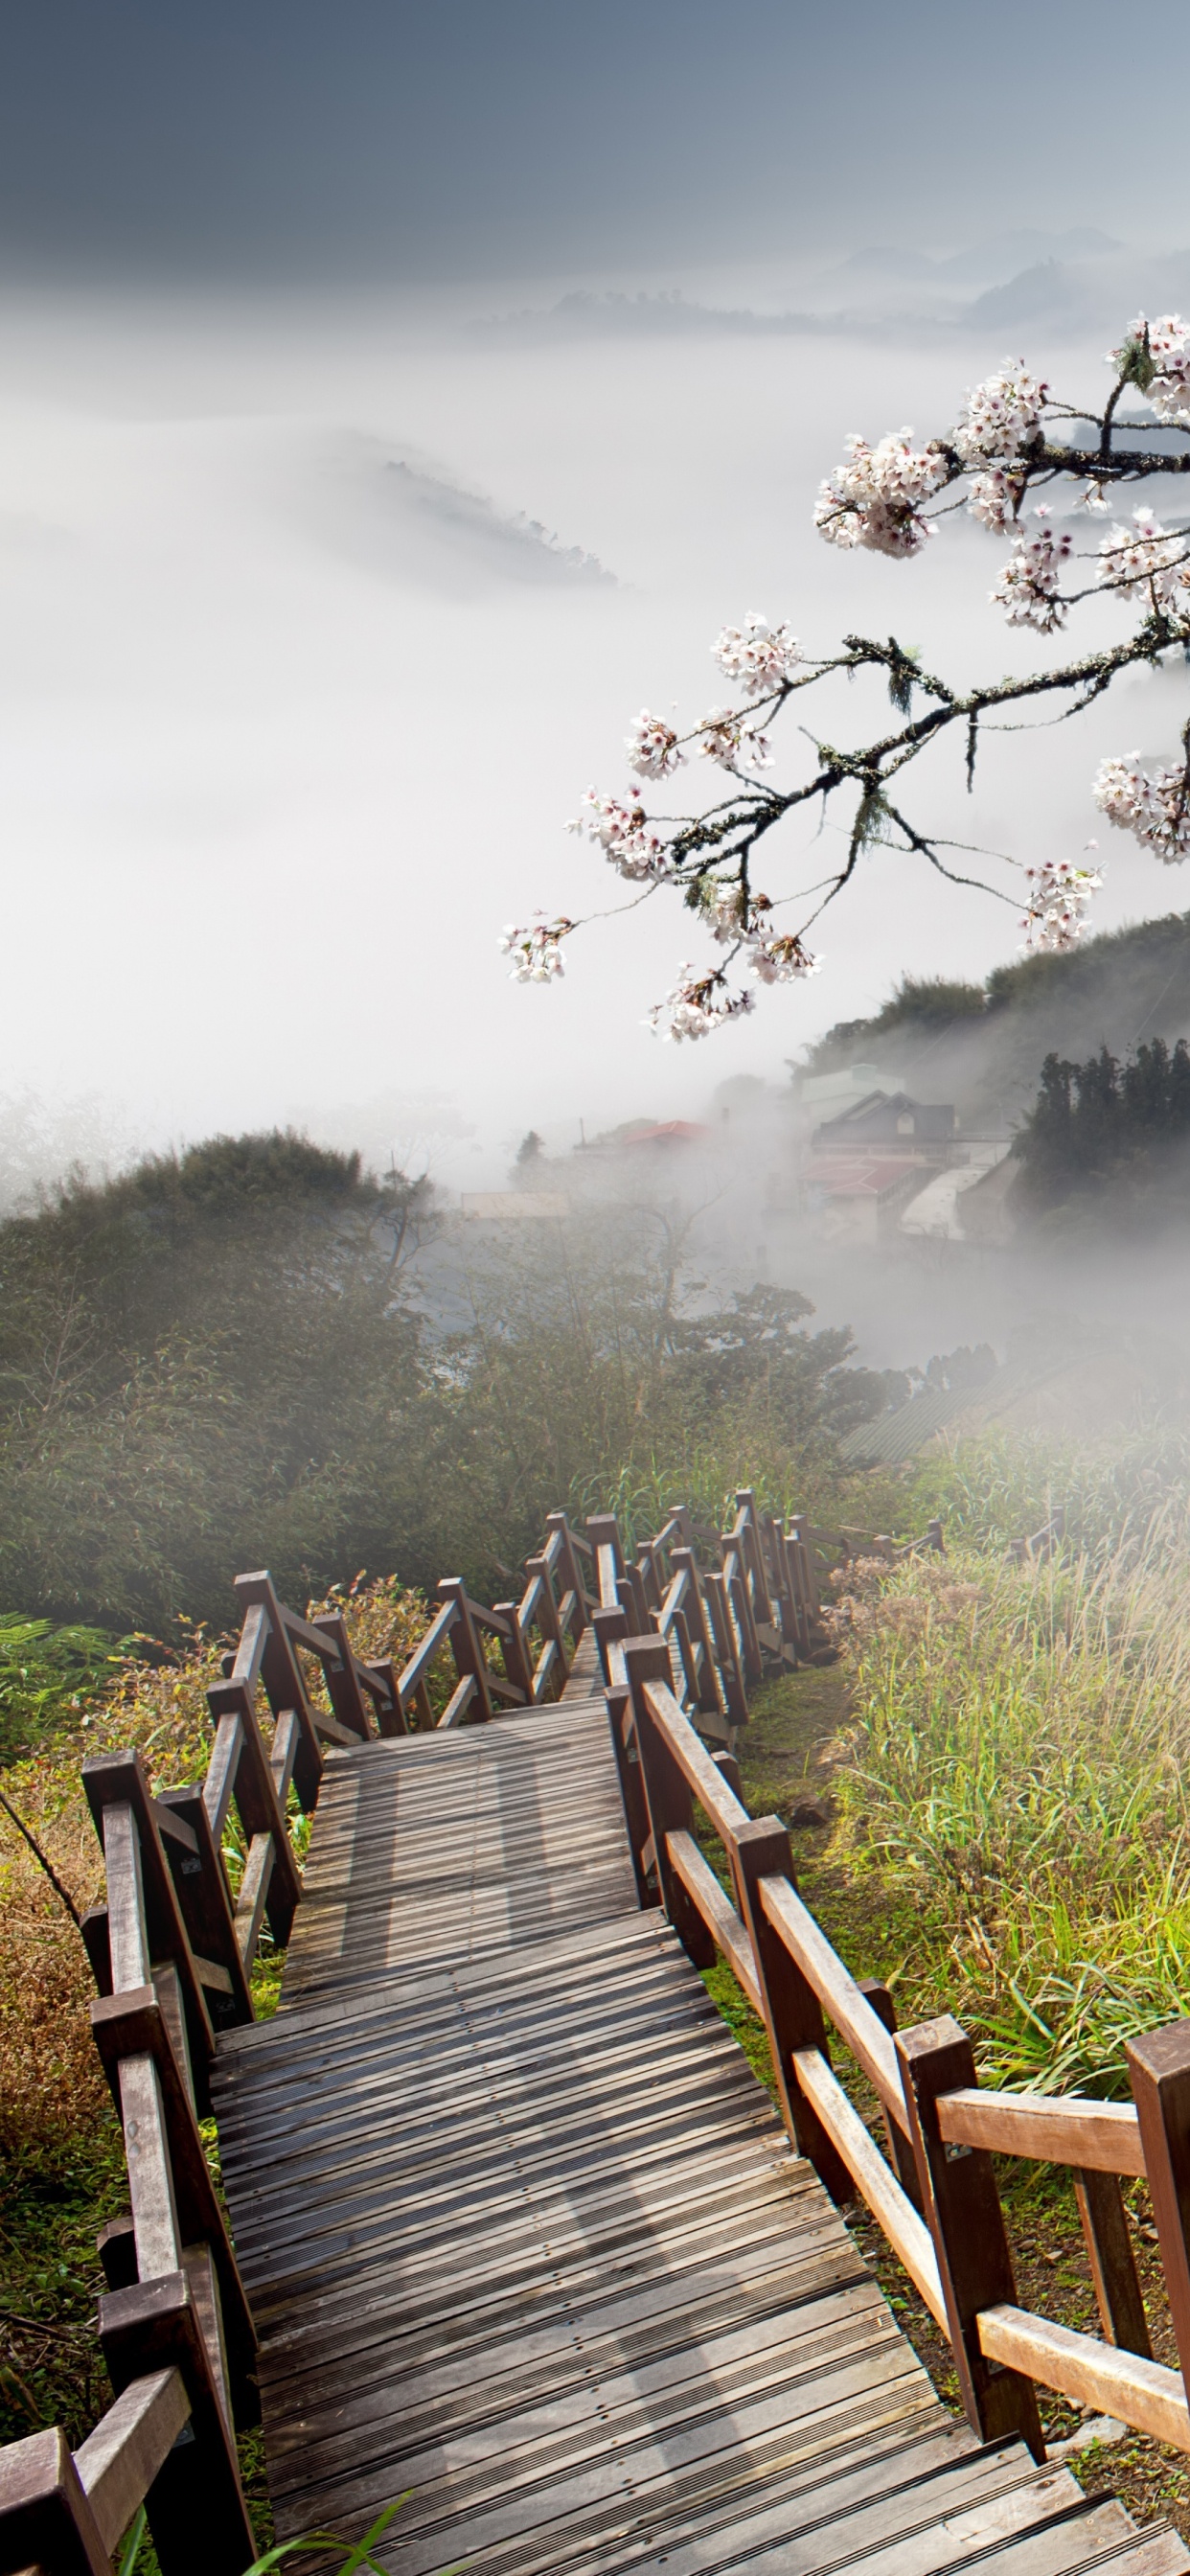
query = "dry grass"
xmin=0 ymin=1575 xmax=431 ymax=2153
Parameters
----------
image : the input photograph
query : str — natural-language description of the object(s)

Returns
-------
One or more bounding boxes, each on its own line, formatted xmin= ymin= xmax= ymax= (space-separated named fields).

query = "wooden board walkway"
xmin=213 ymin=1640 xmax=1188 ymax=2576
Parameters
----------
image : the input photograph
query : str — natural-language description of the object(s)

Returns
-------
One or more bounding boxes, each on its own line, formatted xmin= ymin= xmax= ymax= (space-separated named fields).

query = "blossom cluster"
xmin=967 ymin=467 xmax=1027 ymax=532
xmin=990 ymin=508 xmax=1072 ymax=631
xmin=626 ymin=709 xmax=684 ymax=780
xmin=712 ymin=613 xmax=803 ymax=697
xmin=647 ymin=965 xmax=756 ymax=1042
xmin=696 ymin=705 xmax=773 ymax=769
xmin=954 ymin=360 xmax=1048 ymax=465
xmin=706 ymin=886 xmax=818 ymax=975
xmin=1094 ymin=753 xmax=1190 ymax=863
xmin=1108 ymin=313 xmax=1190 ymax=425
xmin=568 ymin=790 xmax=671 ymax=881
xmin=498 ymin=916 xmax=574 ymax=982
xmin=1019 ymin=859 xmax=1102 ymax=954
xmin=814 ymin=428 xmax=950 ymax=557
xmin=1096 ymin=507 xmax=1190 ymax=613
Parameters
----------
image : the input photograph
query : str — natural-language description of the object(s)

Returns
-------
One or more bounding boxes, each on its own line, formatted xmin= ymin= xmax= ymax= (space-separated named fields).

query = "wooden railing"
xmin=586 ymin=1486 xmax=847 ymax=1732
xmin=611 ymin=1637 xmax=1190 ymax=2464
xmin=0 ymin=1512 xmax=594 ymax=2576
xmin=0 ymin=1486 xmax=964 ymax=2573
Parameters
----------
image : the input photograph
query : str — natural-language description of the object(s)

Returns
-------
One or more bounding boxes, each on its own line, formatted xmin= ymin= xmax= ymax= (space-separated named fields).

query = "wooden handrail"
xmin=618 ymin=1623 xmax=1190 ymax=2467
xmin=395 ymin=1597 xmax=459 ymax=1698
xmin=977 ymin=2307 xmax=1189 ymax=2450
xmin=792 ymin=2048 xmax=946 ymax=2328
xmin=759 ymin=1874 xmax=909 ymax=2132
xmin=666 ymin=1829 xmax=762 ymax=2013
xmin=937 ymin=2085 xmax=1145 ymax=2176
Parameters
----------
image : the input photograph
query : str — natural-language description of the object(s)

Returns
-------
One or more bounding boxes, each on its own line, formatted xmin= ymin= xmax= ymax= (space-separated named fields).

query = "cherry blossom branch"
xmin=501 ymin=313 xmax=1190 ymax=1035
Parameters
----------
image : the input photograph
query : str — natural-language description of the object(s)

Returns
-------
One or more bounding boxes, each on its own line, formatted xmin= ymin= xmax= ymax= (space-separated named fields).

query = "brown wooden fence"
xmin=1 ymin=1482 xmax=1120 ymax=2576
xmin=611 ymin=1637 xmax=1190 ymax=2466
xmin=0 ymin=1511 xmax=598 ymax=2576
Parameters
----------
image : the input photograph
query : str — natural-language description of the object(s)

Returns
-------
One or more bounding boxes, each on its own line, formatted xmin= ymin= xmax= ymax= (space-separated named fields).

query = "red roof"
xmin=623 ymin=1120 xmax=714 ymax=1146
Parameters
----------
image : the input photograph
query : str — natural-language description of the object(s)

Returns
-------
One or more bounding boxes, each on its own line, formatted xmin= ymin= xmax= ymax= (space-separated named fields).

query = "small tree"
xmin=502 ymin=318 xmax=1190 ymax=1034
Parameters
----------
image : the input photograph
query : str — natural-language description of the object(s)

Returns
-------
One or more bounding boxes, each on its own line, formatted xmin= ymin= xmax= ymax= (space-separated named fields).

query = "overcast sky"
xmin=2 ymin=4 xmax=1190 ymax=1188
xmin=2 ymin=0 xmax=1189 ymax=283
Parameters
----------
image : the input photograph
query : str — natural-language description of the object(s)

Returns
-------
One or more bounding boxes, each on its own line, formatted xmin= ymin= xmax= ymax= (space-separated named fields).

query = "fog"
xmin=3 ymin=3 xmax=1190 ymax=1401
xmin=4 ymin=261 xmax=1190 ymax=1188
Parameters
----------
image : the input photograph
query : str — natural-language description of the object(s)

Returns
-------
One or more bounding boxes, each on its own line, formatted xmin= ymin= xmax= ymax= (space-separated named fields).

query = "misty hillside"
xmin=803 ymin=911 xmax=1190 ymax=1132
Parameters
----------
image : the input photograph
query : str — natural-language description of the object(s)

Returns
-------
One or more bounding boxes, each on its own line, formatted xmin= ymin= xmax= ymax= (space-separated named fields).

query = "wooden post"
xmin=1073 ymin=2170 xmax=1152 ymax=2358
xmin=895 ymin=2015 xmax=1044 ymax=2456
xmin=585 ymin=1511 xmax=625 ymax=1577
xmin=622 ymin=1639 xmax=716 ymax=1970
xmin=729 ymin=1817 xmax=851 ymax=2203
xmin=309 ymin=1612 xmax=373 ymax=1739
xmin=524 ymin=1552 xmax=571 ymax=1683
xmin=437 ymin=1578 xmax=494 ymax=1721
xmin=0 ymin=2426 xmax=112 ymax=2576
xmin=492 ymin=1599 xmax=535 ymax=1702
xmin=545 ymin=1511 xmax=589 ymax=1633
xmin=721 ymin=1535 xmax=763 ymax=1683
xmin=857 ymin=1979 xmax=923 ymax=2212
xmin=592 ymin=1601 xmax=629 ymax=1687
xmin=789 ymin=1515 xmax=821 ymax=1615
xmin=1127 ymin=2021 xmax=1190 ymax=2388
xmin=605 ymin=1683 xmax=659 ymax=1910
xmin=703 ymin=1569 xmax=747 ymax=1725
xmin=231 ymin=1574 xmax=323 ymax=1811
xmin=671 ymin=1549 xmax=723 ymax=1719
xmin=100 ymin=2273 xmax=258 ymax=2575
xmin=712 ymin=1750 xmax=745 ymax=1806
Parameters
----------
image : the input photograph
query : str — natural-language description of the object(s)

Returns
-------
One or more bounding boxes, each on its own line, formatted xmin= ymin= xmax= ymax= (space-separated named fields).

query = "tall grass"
xmin=833 ymin=1494 xmax=1190 ymax=2096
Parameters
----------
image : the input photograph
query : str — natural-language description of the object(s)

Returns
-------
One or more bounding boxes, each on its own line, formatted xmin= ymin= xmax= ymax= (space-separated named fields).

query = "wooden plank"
xmin=792 ymin=2048 xmax=946 ymax=2328
xmin=666 ymin=1829 xmax=761 ymax=2013
xmin=85 ymin=1760 xmax=216 ymax=2107
xmin=103 ymin=1801 xmax=149 ymax=1990
xmin=117 ymin=2052 xmax=183 ymax=2280
xmin=937 ymin=2085 xmax=1145 ymax=2175
xmin=641 ymin=1680 xmax=748 ymax=1846
xmin=154 ymin=1785 xmax=254 ymax=2026
xmin=977 ymin=2304 xmax=1190 ymax=2450
xmin=0 ymin=2425 xmax=112 ymax=2576
xmin=1128 ymin=2023 xmax=1190 ymax=2387
xmin=234 ymin=1831 xmax=276 ymax=1970
xmin=74 ymin=2367 xmax=190 ymax=2556
xmin=897 ymin=2016 xmax=1043 ymax=2457
xmin=761 ymin=1874 xmax=907 ymax=2127
xmin=199 ymin=1680 xmax=302 ymax=1947
xmin=231 ymin=1571 xmax=328 ymax=1802
xmin=438 ymin=1671 xmax=478 ymax=1728
xmin=89 ymin=1988 xmax=258 ymax=2427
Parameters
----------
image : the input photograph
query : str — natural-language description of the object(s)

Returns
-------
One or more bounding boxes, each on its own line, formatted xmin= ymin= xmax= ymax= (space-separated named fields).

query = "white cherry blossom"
xmin=1019 ymin=860 xmax=1102 ymax=954
xmin=568 ymin=789 xmax=671 ymax=881
xmin=646 ymin=965 xmax=756 ymax=1042
xmin=712 ymin=614 xmax=803 ymax=698
xmin=695 ymin=706 xmax=773 ymax=770
xmin=814 ymin=428 xmax=949 ymax=557
xmin=955 ymin=360 xmax=1048 ymax=465
xmin=1108 ymin=313 xmax=1190 ymax=425
xmin=968 ymin=468 xmax=1026 ymax=532
xmin=1093 ymin=752 xmax=1190 ymax=862
xmin=498 ymin=917 xmax=574 ymax=982
xmin=990 ymin=508 xmax=1072 ymax=631
xmin=746 ymin=930 xmax=820 ymax=984
xmin=1096 ymin=507 xmax=1190 ymax=612
xmin=626 ymin=708 xmax=684 ymax=779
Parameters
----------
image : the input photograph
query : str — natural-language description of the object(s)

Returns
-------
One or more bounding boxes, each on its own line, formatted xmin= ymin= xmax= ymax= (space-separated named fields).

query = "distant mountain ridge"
xmin=801 ymin=914 xmax=1190 ymax=1132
